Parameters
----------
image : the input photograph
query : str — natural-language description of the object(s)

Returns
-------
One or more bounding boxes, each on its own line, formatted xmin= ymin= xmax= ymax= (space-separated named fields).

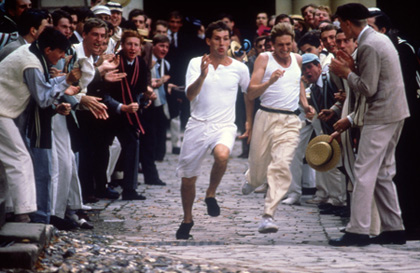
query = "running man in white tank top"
xmin=241 ymin=23 xmax=315 ymax=234
xmin=175 ymin=21 xmax=250 ymax=239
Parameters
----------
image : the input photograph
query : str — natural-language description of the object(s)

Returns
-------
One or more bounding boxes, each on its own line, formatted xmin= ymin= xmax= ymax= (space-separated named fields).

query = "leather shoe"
xmin=329 ymin=232 xmax=370 ymax=247
xmin=172 ymin=147 xmax=181 ymax=154
xmin=176 ymin=221 xmax=194 ymax=239
xmin=145 ymin=180 xmax=166 ymax=186
xmin=122 ymin=190 xmax=146 ymax=200
xmin=205 ymin=197 xmax=220 ymax=217
xmin=97 ymin=187 xmax=120 ymax=199
xmin=319 ymin=205 xmax=346 ymax=215
xmin=370 ymin=230 xmax=406 ymax=245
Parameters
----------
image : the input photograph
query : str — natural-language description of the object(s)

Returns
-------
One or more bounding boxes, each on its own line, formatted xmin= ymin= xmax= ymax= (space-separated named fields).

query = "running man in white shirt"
xmin=175 ymin=21 xmax=250 ymax=239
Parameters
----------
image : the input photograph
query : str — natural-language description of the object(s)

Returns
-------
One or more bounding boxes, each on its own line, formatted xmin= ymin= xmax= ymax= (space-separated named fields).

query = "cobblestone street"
xmin=30 ymin=140 xmax=420 ymax=272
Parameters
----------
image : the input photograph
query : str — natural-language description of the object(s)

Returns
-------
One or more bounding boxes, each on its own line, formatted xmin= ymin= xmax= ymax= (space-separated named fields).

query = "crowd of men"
xmin=0 ymin=0 xmax=419 ymax=245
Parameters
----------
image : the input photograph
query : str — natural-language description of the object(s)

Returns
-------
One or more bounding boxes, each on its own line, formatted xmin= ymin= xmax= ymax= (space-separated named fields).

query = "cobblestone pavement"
xmin=75 ymin=139 xmax=420 ymax=273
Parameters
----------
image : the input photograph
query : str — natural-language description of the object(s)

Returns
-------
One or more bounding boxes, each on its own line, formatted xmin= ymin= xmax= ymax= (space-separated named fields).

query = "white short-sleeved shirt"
xmin=185 ymin=56 xmax=250 ymax=124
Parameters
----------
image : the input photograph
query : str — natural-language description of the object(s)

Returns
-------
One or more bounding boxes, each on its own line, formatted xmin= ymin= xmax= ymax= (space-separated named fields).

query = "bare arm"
xmin=186 ymin=54 xmax=210 ymax=101
xmin=247 ymin=53 xmax=286 ymax=100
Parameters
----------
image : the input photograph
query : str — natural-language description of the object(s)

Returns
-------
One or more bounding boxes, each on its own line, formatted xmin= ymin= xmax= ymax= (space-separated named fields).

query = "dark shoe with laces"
xmin=176 ymin=221 xmax=194 ymax=240
xmin=205 ymin=197 xmax=220 ymax=217
xmin=329 ymin=232 xmax=370 ymax=247
xmin=370 ymin=230 xmax=406 ymax=245
xmin=97 ymin=187 xmax=120 ymax=199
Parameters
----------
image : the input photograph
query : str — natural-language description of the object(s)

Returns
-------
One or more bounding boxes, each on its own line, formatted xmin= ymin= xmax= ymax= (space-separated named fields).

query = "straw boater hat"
xmin=305 ymin=135 xmax=341 ymax=172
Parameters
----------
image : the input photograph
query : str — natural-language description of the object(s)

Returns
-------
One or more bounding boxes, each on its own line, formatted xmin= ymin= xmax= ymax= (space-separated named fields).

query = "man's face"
xmin=44 ymin=47 xmax=65 ymax=65
xmin=335 ymin=32 xmax=356 ymax=56
xmin=273 ymin=35 xmax=293 ymax=59
xmin=264 ymin=40 xmax=273 ymax=52
xmin=153 ymin=42 xmax=169 ymax=59
xmin=206 ymin=30 xmax=230 ymax=57
xmin=99 ymin=38 xmax=109 ymax=55
xmin=300 ymin=43 xmax=321 ymax=56
xmin=168 ymin=16 xmax=182 ymax=33
xmin=83 ymin=27 xmax=107 ymax=57
xmin=11 ymin=0 xmax=31 ymax=18
xmin=96 ymin=14 xmax=110 ymax=23
xmin=314 ymin=9 xmax=330 ymax=28
xmin=154 ymin=24 xmax=168 ymax=36
xmin=338 ymin=19 xmax=354 ymax=40
xmin=255 ymin=39 xmax=265 ymax=55
xmin=303 ymin=6 xmax=315 ymax=28
xmin=302 ymin=62 xmax=322 ymax=83
xmin=122 ymin=37 xmax=141 ymax=62
xmin=256 ymin=13 xmax=268 ymax=27
xmin=222 ymin=17 xmax=234 ymax=31
xmin=34 ymin=19 xmax=50 ymax=40
xmin=70 ymin=14 xmax=78 ymax=32
xmin=132 ymin=15 xmax=146 ymax=29
xmin=55 ymin=18 xmax=73 ymax=39
xmin=110 ymin=11 xmax=122 ymax=28
xmin=320 ymin=29 xmax=337 ymax=54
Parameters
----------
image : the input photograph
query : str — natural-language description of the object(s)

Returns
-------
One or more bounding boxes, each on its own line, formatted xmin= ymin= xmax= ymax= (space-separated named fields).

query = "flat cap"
xmin=91 ymin=5 xmax=111 ymax=16
xmin=302 ymin=53 xmax=320 ymax=65
xmin=335 ymin=3 xmax=370 ymax=21
xmin=106 ymin=2 xmax=123 ymax=13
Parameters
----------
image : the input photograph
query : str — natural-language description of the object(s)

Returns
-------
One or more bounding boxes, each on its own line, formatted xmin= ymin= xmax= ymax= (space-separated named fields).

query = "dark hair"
xmin=75 ymin=7 xmax=94 ymax=23
xmin=18 ymin=8 xmax=49 ymax=36
xmin=61 ymin=6 xmax=77 ymax=17
xmin=37 ymin=26 xmax=70 ymax=51
xmin=152 ymin=34 xmax=170 ymax=45
xmin=154 ymin=19 xmax=168 ymax=29
xmin=372 ymin=12 xmax=393 ymax=32
xmin=300 ymin=4 xmax=318 ymax=16
xmin=219 ymin=13 xmax=234 ymax=22
xmin=320 ymin=23 xmax=338 ymax=34
xmin=168 ymin=10 xmax=183 ymax=21
xmin=51 ymin=9 xmax=73 ymax=27
xmin=205 ymin=20 xmax=231 ymax=39
xmin=128 ymin=9 xmax=147 ymax=21
xmin=275 ymin=14 xmax=294 ymax=25
xmin=298 ymin=31 xmax=321 ymax=49
xmin=83 ymin=17 xmax=108 ymax=35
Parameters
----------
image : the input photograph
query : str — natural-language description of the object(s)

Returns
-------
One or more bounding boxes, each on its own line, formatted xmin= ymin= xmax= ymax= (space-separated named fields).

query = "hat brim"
xmin=305 ymin=135 xmax=341 ymax=172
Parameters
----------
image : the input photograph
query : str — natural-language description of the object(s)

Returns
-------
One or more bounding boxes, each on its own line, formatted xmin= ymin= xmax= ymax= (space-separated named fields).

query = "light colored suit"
xmin=346 ymin=27 xmax=410 ymax=235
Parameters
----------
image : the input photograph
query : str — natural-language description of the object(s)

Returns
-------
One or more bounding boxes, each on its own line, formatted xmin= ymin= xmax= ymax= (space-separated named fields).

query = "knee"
xmin=214 ymin=146 xmax=230 ymax=164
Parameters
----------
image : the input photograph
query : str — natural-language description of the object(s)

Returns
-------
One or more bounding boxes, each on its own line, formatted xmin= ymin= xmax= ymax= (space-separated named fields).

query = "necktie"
xmin=155 ymin=60 xmax=166 ymax=105
xmin=171 ymin=32 xmax=176 ymax=47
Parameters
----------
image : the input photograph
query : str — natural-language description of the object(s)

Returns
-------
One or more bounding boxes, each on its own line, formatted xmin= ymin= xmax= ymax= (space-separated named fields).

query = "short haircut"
xmin=152 ymin=34 xmax=170 ymax=45
xmin=61 ymin=6 xmax=77 ymax=17
xmin=300 ymin=4 xmax=318 ymax=16
xmin=219 ymin=13 xmax=233 ymax=22
xmin=372 ymin=12 xmax=392 ymax=32
xmin=18 ymin=8 xmax=49 ymax=36
xmin=121 ymin=29 xmax=143 ymax=44
xmin=83 ymin=18 xmax=108 ymax=35
xmin=298 ymin=31 xmax=321 ymax=49
xmin=154 ymin=19 xmax=168 ymax=29
xmin=274 ymin=14 xmax=294 ymax=25
xmin=37 ymin=26 xmax=70 ymax=52
xmin=51 ymin=9 xmax=72 ymax=26
xmin=128 ymin=9 xmax=147 ymax=21
xmin=75 ymin=7 xmax=94 ymax=23
xmin=270 ymin=22 xmax=295 ymax=42
xmin=320 ymin=23 xmax=338 ymax=34
xmin=205 ymin=20 xmax=231 ymax=39
xmin=168 ymin=10 xmax=183 ymax=21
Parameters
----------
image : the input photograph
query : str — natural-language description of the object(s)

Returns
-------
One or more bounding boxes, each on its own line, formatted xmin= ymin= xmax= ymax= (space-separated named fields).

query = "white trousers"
xmin=246 ymin=110 xmax=301 ymax=217
xmin=50 ymin=115 xmax=84 ymax=219
xmin=0 ymin=117 xmax=36 ymax=214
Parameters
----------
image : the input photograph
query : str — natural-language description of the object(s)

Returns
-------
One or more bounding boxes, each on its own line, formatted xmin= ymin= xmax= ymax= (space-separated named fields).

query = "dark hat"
xmin=335 ymin=3 xmax=370 ymax=21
